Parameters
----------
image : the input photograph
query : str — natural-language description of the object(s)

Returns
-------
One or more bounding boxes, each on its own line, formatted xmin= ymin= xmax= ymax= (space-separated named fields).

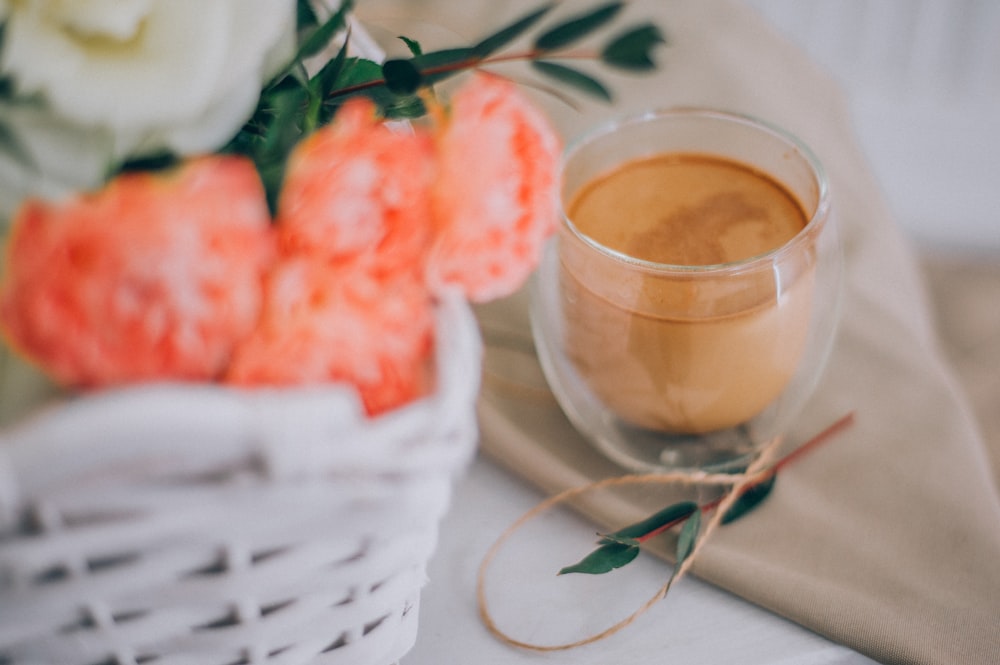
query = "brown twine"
xmin=474 ymin=328 xmax=855 ymax=651
xmin=475 ymin=433 xmax=787 ymax=652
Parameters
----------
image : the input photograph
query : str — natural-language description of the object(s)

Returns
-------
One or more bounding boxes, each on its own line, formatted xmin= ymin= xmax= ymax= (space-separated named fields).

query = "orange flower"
xmin=427 ymin=72 xmax=561 ymax=302
xmin=226 ymin=257 xmax=435 ymax=416
xmin=277 ymin=98 xmax=436 ymax=278
xmin=0 ymin=156 xmax=275 ymax=387
xmin=246 ymin=97 xmax=439 ymax=415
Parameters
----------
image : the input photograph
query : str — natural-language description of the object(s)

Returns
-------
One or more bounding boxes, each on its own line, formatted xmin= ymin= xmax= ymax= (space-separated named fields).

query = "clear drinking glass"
xmin=530 ymin=108 xmax=842 ymax=473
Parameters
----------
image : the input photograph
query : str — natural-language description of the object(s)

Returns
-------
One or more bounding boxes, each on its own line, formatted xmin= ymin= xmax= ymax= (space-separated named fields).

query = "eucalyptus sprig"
xmin=231 ymin=0 xmax=667 ymax=210
xmin=559 ymin=500 xmax=702 ymax=576
xmin=558 ymin=413 xmax=856 ymax=577
xmin=556 ymin=479 xmax=767 ymax=577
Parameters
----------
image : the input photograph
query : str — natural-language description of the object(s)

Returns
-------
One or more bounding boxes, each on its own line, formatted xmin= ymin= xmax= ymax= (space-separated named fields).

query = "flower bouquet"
xmin=0 ymin=1 xmax=662 ymax=663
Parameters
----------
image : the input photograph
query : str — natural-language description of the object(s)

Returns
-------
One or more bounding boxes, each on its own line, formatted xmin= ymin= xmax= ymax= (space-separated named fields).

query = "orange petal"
xmin=428 ymin=73 xmax=561 ymax=302
xmin=0 ymin=156 xmax=275 ymax=387
xmin=226 ymin=257 xmax=435 ymax=417
xmin=277 ymin=98 xmax=436 ymax=279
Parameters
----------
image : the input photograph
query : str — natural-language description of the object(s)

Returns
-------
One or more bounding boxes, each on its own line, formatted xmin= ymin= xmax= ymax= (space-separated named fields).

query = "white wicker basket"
xmin=0 ymin=290 xmax=481 ymax=665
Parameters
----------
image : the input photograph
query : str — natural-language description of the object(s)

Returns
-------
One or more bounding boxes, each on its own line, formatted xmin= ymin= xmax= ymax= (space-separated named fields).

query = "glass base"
xmin=590 ymin=416 xmax=759 ymax=474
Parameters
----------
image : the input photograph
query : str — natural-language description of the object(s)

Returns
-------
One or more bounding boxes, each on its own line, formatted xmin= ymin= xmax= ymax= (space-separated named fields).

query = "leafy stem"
xmin=559 ymin=412 xmax=856 ymax=576
xmin=225 ymin=1 xmax=665 ymax=212
xmin=328 ymin=48 xmax=600 ymax=100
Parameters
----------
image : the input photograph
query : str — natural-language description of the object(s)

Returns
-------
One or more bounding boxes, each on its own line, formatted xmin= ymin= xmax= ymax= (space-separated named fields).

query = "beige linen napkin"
xmin=359 ymin=0 xmax=1000 ymax=663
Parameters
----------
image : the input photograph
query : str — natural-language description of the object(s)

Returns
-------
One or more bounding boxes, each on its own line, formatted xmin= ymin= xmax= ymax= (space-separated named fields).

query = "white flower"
xmin=0 ymin=0 xmax=297 ymax=157
xmin=0 ymin=98 xmax=115 ymax=221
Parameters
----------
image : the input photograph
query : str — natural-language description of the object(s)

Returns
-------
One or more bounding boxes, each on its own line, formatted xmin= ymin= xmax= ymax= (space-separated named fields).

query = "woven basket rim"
xmin=0 ymin=290 xmax=482 ymax=523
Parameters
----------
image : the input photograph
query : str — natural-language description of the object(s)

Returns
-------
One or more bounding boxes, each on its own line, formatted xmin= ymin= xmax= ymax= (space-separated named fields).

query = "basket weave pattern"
xmin=0 ymin=292 xmax=481 ymax=665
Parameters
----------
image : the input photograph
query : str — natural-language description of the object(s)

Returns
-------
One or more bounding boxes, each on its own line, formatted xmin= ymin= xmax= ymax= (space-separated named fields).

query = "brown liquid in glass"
xmin=561 ymin=153 xmax=814 ymax=433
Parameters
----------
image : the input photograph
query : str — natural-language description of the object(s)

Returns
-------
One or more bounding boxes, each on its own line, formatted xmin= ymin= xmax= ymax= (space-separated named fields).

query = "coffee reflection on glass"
xmin=531 ymin=109 xmax=841 ymax=473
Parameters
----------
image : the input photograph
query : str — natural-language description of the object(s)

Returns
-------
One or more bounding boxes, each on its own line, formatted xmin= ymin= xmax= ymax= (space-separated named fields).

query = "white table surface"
xmin=404 ymin=455 xmax=881 ymax=664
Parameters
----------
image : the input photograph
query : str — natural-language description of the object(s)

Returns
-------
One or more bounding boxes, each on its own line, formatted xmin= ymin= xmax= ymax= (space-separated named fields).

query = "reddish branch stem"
xmin=329 ymin=49 xmax=595 ymax=99
xmin=635 ymin=412 xmax=856 ymax=543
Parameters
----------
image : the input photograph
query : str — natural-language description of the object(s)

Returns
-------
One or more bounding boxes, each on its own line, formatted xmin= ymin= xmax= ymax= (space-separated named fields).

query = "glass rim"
xmin=559 ymin=106 xmax=831 ymax=274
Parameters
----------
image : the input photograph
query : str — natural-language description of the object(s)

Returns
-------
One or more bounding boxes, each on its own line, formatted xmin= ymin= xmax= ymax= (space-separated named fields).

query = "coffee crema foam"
xmin=569 ymin=153 xmax=805 ymax=266
xmin=560 ymin=152 xmax=815 ymax=434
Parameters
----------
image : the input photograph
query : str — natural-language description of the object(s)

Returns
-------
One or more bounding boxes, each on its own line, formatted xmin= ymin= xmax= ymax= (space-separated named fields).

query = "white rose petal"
xmin=1 ymin=0 xmax=297 ymax=158
xmin=43 ymin=0 xmax=153 ymax=41
xmin=135 ymin=0 xmax=299 ymax=155
xmin=0 ymin=99 xmax=115 ymax=223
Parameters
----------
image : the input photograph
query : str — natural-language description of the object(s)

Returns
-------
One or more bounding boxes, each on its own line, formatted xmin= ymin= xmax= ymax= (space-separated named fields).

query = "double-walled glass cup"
xmin=531 ymin=108 xmax=841 ymax=473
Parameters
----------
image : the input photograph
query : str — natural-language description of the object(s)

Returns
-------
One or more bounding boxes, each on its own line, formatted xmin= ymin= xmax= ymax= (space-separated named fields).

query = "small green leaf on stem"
xmin=399 ymin=35 xmax=423 ymax=56
xmin=601 ymin=24 xmax=666 ymax=71
xmin=659 ymin=509 xmax=700 ymax=594
xmin=333 ymin=57 xmax=385 ymax=89
xmin=598 ymin=533 xmax=642 ymax=548
xmin=472 ymin=3 xmax=555 ymax=57
xmin=531 ymin=61 xmax=612 ymax=102
xmin=311 ymin=41 xmax=350 ymax=124
xmin=412 ymin=47 xmax=477 ymax=86
xmin=722 ymin=473 xmax=776 ymax=525
xmin=251 ymin=86 xmax=309 ymax=212
xmin=294 ymin=0 xmax=353 ymax=62
xmin=0 ymin=119 xmax=36 ymax=171
xmin=609 ymin=500 xmax=698 ymax=541
xmin=328 ymin=57 xmax=402 ymax=112
xmin=559 ymin=501 xmax=698 ymax=576
xmin=675 ymin=508 xmax=701 ymax=564
xmin=559 ymin=541 xmax=640 ymax=575
xmin=296 ymin=0 xmax=319 ymax=31
xmin=534 ymin=2 xmax=624 ymax=52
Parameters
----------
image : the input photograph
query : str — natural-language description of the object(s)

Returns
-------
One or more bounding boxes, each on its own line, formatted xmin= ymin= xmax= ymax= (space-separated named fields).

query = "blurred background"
xmin=745 ymin=0 xmax=1000 ymax=450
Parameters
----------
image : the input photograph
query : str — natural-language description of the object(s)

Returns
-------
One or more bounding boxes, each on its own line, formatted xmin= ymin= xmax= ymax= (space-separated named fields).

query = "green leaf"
xmin=311 ymin=38 xmax=350 ymax=99
xmin=597 ymin=533 xmax=641 ymax=548
xmin=413 ymin=47 xmax=476 ymax=69
xmin=334 ymin=57 xmax=385 ymax=89
xmin=0 ymin=26 xmax=13 ymax=99
xmin=117 ymin=152 xmax=177 ymax=175
xmin=248 ymin=86 xmax=309 ymax=213
xmin=261 ymin=87 xmax=307 ymax=157
xmin=0 ymin=118 xmax=37 ymax=172
xmin=675 ymin=508 xmax=701 ymax=564
xmin=284 ymin=61 xmax=312 ymax=91
xmin=296 ymin=0 xmax=319 ymax=31
xmin=399 ymin=35 xmax=423 ymax=56
xmin=471 ymin=3 xmax=555 ymax=57
xmin=294 ymin=0 xmax=353 ymax=62
xmin=534 ymin=2 xmax=623 ymax=52
xmin=607 ymin=501 xmax=699 ymax=541
xmin=324 ymin=56 xmax=426 ymax=119
xmin=257 ymin=159 xmax=288 ymax=217
xmin=327 ymin=57 xmax=401 ymax=114
xmin=531 ymin=60 xmax=612 ymax=102
xmin=559 ymin=501 xmax=700 ymax=576
xmin=412 ymin=47 xmax=477 ymax=85
xmin=558 ymin=541 xmax=640 ymax=575
xmin=382 ymin=59 xmax=422 ymax=95
xmin=722 ymin=473 xmax=777 ymax=525
xmin=601 ymin=24 xmax=666 ymax=71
